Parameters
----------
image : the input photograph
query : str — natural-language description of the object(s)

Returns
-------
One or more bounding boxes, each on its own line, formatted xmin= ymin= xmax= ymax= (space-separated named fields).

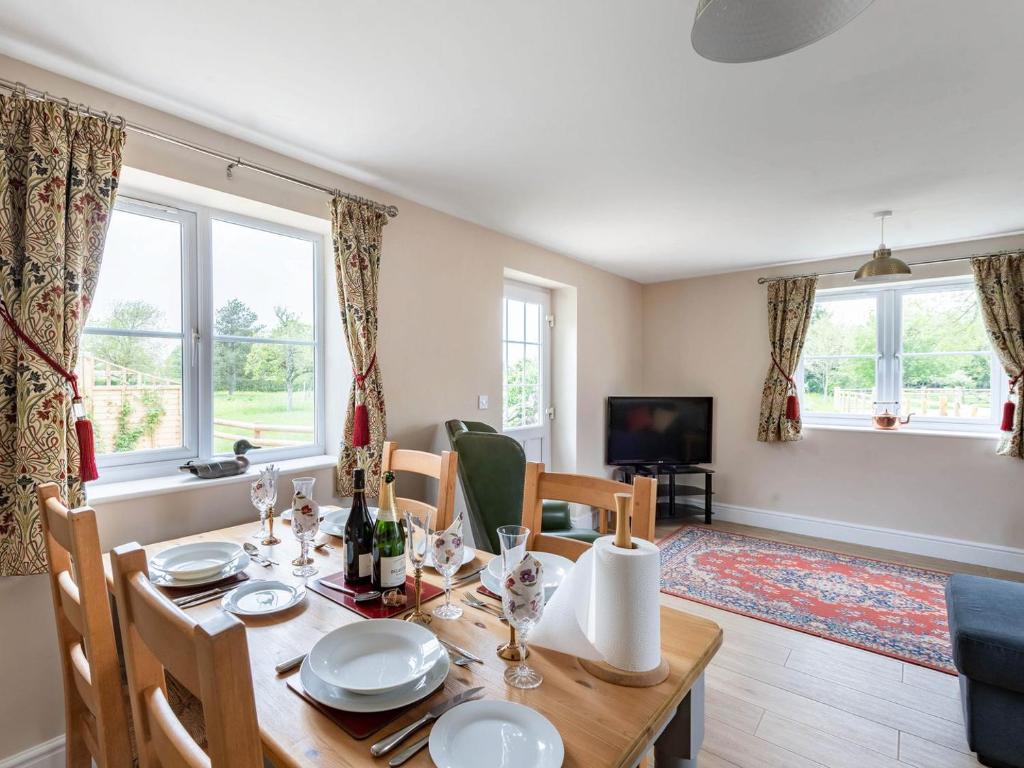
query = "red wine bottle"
xmin=344 ymin=469 xmax=374 ymax=584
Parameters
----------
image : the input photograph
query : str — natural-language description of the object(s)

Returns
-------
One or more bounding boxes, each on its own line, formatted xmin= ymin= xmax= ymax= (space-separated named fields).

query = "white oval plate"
xmin=307 ymin=619 xmax=443 ymax=695
xmin=280 ymin=504 xmax=341 ymax=522
xmin=481 ymin=551 xmax=573 ymax=599
xmin=222 ymin=580 xmax=305 ymax=616
xmin=299 ymin=647 xmax=449 ymax=712
xmin=150 ymin=541 xmax=243 ymax=580
xmin=430 ymin=700 xmax=564 ymax=768
xmin=150 ymin=553 xmax=251 ymax=588
xmin=423 ymin=547 xmax=475 ymax=570
xmin=319 ymin=507 xmax=378 ymax=537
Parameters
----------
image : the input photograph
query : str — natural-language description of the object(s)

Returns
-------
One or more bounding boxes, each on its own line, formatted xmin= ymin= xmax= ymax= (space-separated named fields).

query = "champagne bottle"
xmin=344 ymin=468 xmax=374 ymax=584
xmin=372 ymin=471 xmax=406 ymax=593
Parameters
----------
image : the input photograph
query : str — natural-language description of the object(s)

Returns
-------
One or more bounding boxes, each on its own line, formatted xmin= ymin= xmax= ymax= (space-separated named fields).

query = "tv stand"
xmin=614 ymin=464 xmax=714 ymax=525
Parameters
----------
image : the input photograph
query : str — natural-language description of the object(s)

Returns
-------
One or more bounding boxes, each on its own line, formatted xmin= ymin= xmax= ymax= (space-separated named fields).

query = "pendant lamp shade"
xmin=692 ymin=0 xmax=876 ymax=63
xmin=854 ymin=210 xmax=911 ymax=283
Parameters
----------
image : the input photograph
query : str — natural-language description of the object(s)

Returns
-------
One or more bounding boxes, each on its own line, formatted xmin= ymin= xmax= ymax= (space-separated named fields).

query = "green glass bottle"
xmin=372 ymin=471 xmax=406 ymax=593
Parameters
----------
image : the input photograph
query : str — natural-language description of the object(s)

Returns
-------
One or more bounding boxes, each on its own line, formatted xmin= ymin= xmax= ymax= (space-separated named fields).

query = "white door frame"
xmin=502 ymin=280 xmax=552 ymax=466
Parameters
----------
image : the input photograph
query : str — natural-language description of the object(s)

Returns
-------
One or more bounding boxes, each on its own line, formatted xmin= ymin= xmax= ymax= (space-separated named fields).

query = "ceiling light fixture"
xmin=691 ymin=0 xmax=876 ymax=63
xmin=854 ymin=210 xmax=912 ymax=283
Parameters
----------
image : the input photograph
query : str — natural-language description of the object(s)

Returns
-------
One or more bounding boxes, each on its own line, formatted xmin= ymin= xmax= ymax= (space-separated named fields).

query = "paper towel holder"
xmin=577 ymin=492 xmax=670 ymax=687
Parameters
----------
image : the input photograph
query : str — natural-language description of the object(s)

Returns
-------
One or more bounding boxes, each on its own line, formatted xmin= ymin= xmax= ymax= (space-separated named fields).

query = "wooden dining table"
xmin=105 ymin=520 xmax=722 ymax=768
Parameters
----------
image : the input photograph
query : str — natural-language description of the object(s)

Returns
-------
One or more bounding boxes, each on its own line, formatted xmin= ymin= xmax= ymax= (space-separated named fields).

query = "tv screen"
xmin=606 ymin=396 xmax=713 ymax=466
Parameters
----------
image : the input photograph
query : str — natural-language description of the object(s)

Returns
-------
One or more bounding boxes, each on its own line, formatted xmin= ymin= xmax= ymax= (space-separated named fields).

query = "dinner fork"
xmin=461 ymin=595 xmax=508 ymax=622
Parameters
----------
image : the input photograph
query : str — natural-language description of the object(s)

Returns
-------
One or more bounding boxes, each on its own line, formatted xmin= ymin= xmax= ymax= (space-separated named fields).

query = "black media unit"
xmin=613 ymin=464 xmax=714 ymax=525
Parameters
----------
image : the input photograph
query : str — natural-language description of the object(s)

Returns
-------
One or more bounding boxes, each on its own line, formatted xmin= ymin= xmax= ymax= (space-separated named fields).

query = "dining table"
xmin=105 ymin=519 xmax=722 ymax=768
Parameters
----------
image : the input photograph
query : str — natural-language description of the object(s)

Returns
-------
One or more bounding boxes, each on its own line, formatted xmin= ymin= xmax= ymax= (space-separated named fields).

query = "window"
xmin=502 ymin=282 xmax=552 ymax=464
xmin=79 ymin=195 xmax=324 ymax=480
xmin=798 ymin=278 xmax=1005 ymax=432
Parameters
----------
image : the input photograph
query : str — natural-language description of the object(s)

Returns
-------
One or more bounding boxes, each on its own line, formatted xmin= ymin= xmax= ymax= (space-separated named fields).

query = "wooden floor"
xmin=654 ymin=519 xmax=1019 ymax=768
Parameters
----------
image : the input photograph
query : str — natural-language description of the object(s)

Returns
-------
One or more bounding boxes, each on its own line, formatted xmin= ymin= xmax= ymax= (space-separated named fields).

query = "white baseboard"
xmin=709 ymin=502 xmax=1024 ymax=573
xmin=0 ymin=737 xmax=64 ymax=768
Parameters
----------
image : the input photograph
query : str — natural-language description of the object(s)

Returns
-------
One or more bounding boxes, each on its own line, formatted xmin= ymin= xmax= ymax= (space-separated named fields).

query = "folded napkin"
xmin=503 ymin=552 xmax=545 ymax=625
xmin=432 ymin=514 xmax=464 ymax=568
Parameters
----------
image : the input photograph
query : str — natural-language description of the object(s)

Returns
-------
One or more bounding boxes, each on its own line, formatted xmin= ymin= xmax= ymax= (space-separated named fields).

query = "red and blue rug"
xmin=659 ymin=526 xmax=955 ymax=674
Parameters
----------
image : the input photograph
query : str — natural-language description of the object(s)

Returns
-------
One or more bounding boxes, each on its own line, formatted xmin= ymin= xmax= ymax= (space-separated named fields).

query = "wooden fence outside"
xmin=834 ymin=387 xmax=990 ymax=417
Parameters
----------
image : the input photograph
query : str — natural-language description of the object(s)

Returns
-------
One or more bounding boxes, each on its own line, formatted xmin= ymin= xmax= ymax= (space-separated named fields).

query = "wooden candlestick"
xmin=612 ymin=492 xmax=634 ymax=550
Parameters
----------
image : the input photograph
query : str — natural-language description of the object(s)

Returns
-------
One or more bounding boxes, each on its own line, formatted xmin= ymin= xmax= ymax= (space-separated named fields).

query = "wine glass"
xmin=432 ymin=522 xmax=465 ymax=620
xmin=290 ymin=477 xmax=319 ymax=578
xmin=498 ymin=524 xmax=544 ymax=689
xmin=250 ymin=466 xmax=277 ymax=539
xmin=404 ymin=508 xmax=435 ymax=625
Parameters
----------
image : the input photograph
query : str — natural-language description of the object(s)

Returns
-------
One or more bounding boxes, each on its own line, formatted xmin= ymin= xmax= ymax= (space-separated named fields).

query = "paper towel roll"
xmin=593 ymin=536 xmax=662 ymax=672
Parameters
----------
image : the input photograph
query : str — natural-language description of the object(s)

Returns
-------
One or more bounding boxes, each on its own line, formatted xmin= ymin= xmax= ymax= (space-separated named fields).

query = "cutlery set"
xmin=370 ymin=686 xmax=484 ymax=765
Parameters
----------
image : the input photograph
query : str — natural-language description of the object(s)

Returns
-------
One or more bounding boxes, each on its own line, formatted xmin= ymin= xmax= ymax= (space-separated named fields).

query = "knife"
xmin=438 ymin=638 xmax=483 ymax=664
xmin=450 ymin=565 xmax=486 ymax=585
xmin=318 ymin=581 xmax=381 ymax=602
xmin=177 ymin=585 xmax=242 ymax=609
xmin=274 ymin=652 xmax=307 ymax=675
xmin=370 ymin=687 xmax=484 ymax=756
xmin=388 ymin=734 xmax=429 ymax=767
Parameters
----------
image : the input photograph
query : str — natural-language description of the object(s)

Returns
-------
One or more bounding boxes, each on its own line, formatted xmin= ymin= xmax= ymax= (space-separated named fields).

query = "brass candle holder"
xmin=261 ymin=504 xmax=281 ymax=546
xmin=405 ymin=564 xmax=432 ymax=625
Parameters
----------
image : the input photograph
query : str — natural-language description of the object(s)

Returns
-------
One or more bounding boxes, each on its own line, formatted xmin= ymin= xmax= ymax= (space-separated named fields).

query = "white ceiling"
xmin=1 ymin=0 xmax=1022 ymax=282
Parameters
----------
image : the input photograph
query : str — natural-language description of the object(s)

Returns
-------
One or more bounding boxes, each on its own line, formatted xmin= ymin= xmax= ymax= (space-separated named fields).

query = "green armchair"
xmin=445 ymin=419 xmax=602 ymax=553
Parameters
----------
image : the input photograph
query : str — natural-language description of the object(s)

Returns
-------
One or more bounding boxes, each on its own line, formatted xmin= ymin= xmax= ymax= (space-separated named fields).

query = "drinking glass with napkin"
xmin=503 ymin=552 xmax=546 ymax=688
xmin=432 ymin=514 xmax=465 ymax=619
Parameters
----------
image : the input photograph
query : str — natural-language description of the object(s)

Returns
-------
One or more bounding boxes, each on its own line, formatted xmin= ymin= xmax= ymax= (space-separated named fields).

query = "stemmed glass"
xmin=404 ymin=508 xmax=435 ymax=625
xmin=250 ymin=466 xmax=277 ymax=540
xmin=432 ymin=521 xmax=465 ymax=620
xmin=498 ymin=524 xmax=544 ymax=689
xmin=290 ymin=477 xmax=319 ymax=578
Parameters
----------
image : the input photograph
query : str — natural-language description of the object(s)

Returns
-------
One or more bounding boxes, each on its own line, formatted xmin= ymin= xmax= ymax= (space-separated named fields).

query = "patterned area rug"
xmin=659 ymin=526 xmax=955 ymax=674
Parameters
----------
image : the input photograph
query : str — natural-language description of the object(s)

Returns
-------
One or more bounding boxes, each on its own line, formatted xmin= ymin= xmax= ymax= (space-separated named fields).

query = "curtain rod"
xmin=0 ymin=77 xmax=399 ymax=219
xmin=756 ymin=248 xmax=1022 ymax=285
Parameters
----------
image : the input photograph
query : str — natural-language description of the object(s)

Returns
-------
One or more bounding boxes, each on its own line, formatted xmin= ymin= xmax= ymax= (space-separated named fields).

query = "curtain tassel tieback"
xmin=352 ymin=353 xmax=376 ymax=449
xmin=771 ymin=354 xmax=800 ymax=422
xmin=1001 ymin=371 xmax=1021 ymax=433
xmin=0 ymin=301 xmax=98 ymax=482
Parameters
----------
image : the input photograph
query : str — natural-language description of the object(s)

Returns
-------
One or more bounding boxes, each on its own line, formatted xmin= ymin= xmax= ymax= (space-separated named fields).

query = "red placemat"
xmin=153 ymin=571 xmax=250 ymax=600
xmin=285 ymin=673 xmax=420 ymax=740
xmin=309 ymin=571 xmax=443 ymax=618
xmin=476 ymin=584 xmax=501 ymax=601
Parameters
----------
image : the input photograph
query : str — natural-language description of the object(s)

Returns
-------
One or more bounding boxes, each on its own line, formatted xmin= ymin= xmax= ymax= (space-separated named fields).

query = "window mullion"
xmin=196 ymin=205 xmax=213 ymax=461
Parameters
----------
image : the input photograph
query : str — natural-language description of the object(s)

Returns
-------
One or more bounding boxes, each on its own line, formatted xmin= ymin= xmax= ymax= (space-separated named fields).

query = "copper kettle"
xmin=872 ymin=404 xmax=912 ymax=430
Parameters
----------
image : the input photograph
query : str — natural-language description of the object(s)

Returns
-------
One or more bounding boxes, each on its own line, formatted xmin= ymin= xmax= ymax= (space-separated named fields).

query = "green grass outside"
xmin=213 ymin=390 xmax=315 ymax=452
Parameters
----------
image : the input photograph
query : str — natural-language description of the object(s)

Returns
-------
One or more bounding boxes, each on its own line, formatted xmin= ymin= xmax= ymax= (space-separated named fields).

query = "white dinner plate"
xmin=307 ymin=619 xmax=443 ymax=695
xmin=221 ymin=580 xmax=305 ymax=616
xmin=150 ymin=541 xmax=244 ymax=581
xmin=150 ymin=553 xmax=251 ymax=588
xmin=481 ymin=551 xmax=573 ymax=599
xmin=430 ymin=700 xmax=564 ymax=768
xmin=319 ymin=507 xmax=378 ymax=537
xmin=424 ymin=547 xmax=475 ymax=570
xmin=280 ymin=504 xmax=341 ymax=522
xmin=299 ymin=647 xmax=449 ymax=712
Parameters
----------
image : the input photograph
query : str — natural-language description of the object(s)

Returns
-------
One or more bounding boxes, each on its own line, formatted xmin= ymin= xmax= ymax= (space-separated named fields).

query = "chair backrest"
xmin=444 ymin=420 xmax=525 ymax=553
xmin=36 ymin=483 xmax=132 ymax=768
xmin=520 ymin=463 xmax=657 ymax=561
xmin=381 ymin=441 xmax=459 ymax=529
xmin=109 ymin=543 xmax=262 ymax=768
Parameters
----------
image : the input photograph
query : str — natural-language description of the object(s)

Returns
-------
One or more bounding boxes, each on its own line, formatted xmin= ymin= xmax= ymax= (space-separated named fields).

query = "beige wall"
xmin=0 ymin=55 xmax=642 ymax=760
xmin=642 ymin=234 xmax=1024 ymax=553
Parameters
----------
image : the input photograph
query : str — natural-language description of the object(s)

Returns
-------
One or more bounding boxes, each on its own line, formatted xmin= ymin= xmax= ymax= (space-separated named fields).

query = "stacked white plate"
xmin=319 ymin=506 xmax=378 ymax=537
xmin=150 ymin=542 xmax=248 ymax=586
xmin=300 ymin=619 xmax=450 ymax=712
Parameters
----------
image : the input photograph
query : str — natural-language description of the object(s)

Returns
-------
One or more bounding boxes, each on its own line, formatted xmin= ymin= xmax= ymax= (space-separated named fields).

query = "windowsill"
xmin=87 ymin=454 xmax=337 ymax=505
xmin=804 ymin=423 xmax=999 ymax=440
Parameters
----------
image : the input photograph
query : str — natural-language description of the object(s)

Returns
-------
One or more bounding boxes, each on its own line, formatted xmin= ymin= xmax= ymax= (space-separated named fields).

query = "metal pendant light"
xmin=691 ymin=0 xmax=876 ymax=63
xmin=854 ymin=210 xmax=912 ymax=283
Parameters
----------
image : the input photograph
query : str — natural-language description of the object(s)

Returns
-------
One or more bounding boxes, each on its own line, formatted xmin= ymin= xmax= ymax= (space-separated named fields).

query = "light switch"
xmin=478 ymin=395 xmax=489 ymax=410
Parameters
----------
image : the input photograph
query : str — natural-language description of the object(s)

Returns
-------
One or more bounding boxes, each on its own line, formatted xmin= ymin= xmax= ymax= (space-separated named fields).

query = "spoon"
xmin=243 ymin=542 xmax=277 ymax=566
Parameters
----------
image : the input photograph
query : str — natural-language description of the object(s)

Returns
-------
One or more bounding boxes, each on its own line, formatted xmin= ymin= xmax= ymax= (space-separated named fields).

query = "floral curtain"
xmin=757 ymin=276 xmax=818 ymax=442
xmin=972 ymin=253 xmax=1024 ymax=458
xmin=332 ymin=197 xmax=388 ymax=498
xmin=0 ymin=95 xmax=124 ymax=576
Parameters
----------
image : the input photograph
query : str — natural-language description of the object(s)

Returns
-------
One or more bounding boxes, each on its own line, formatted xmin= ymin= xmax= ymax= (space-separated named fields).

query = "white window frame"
xmin=90 ymin=192 xmax=326 ymax=483
xmin=798 ymin=276 xmax=1007 ymax=433
xmin=501 ymin=281 xmax=552 ymax=462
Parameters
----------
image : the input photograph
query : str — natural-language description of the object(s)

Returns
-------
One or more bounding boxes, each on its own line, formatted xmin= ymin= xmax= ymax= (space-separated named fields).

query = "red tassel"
xmin=352 ymin=403 xmax=370 ymax=448
xmin=1001 ymin=400 xmax=1016 ymax=432
xmin=785 ymin=394 xmax=800 ymax=421
xmin=74 ymin=399 xmax=99 ymax=482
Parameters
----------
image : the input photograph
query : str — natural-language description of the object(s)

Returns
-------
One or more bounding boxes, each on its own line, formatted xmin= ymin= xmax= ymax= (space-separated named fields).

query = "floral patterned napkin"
xmin=432 ymin=514 xmax=464 ymax=568
xmin=503 ymin=553 xmax=545 ymax=625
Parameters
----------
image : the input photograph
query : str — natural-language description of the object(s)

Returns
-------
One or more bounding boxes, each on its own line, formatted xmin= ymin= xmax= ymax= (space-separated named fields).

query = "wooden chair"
xmin=381 ymin=441 xmax=458 ymax=530
xmin=520 ymin=463 xmax=657 ymax=562
xmin=109 ymin=542 xmax=262 ymax=768
xmin=37 ymin=483 xmax=133 ymax=768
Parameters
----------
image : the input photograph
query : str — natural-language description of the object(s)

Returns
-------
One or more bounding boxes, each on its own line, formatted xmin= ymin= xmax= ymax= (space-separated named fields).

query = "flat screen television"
xmin=606 ymin=396 xmax=713 ymax=466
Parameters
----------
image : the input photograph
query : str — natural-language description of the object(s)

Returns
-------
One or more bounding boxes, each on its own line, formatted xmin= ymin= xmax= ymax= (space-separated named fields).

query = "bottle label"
xmin=379 ymin=555 xmax=406 ymax=588
xmin=359 ymin=553 xmax=372 ymax=578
